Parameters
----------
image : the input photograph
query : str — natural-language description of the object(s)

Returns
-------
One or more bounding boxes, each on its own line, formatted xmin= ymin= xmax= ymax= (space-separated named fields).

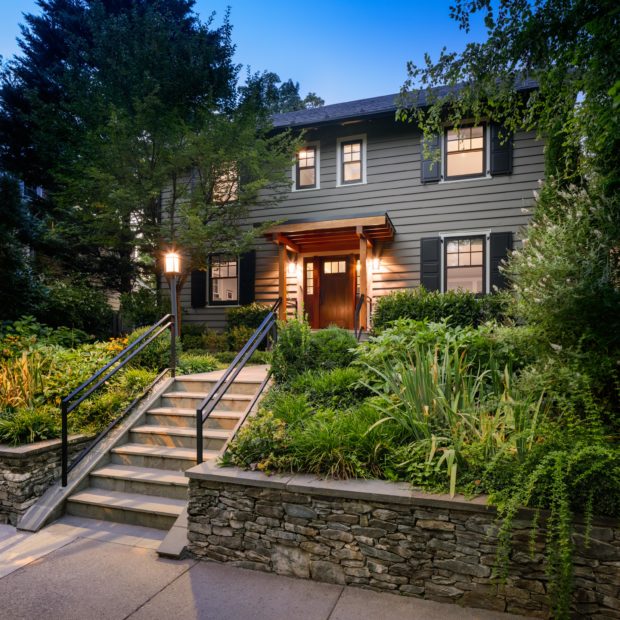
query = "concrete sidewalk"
xmin=0 ymin=517 xmax=524 ymax=620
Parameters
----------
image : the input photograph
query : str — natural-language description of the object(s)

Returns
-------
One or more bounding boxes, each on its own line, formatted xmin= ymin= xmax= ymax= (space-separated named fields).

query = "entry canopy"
xmin=265 ymin=212 xmax=395 ymax=253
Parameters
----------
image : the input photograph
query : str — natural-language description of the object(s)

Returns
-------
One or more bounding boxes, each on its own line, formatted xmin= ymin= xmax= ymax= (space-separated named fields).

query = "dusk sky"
xmin=0 ymin=1 xmax=489 ymax=104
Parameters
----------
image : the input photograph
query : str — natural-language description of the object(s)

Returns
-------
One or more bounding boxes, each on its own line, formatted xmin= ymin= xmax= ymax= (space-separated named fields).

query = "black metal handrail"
xmin=195 ymin=298 xmax=281 ymax=464
xmin=354 ymin=293 xmax=365 ymax=340
xmin=60 ymin=314 xmax=176 ymax=486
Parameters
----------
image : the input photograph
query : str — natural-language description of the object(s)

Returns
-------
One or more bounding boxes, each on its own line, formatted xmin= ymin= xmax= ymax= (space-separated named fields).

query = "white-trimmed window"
xmin=337 ymin=134 xmax=367 ymax=186
xmin=209 ymin=255 xmax=238 ymax=305
xmin=293 ymin=143 xmax=320 ymax=190
xmin=444 ymin=124 xmax=486 ymax=180
xmin=440 ymin=232 xmax=490 ymax=293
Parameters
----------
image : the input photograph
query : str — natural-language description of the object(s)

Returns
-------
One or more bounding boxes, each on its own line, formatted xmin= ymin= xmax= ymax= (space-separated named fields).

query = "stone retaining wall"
xmin=186 ymin=463 xmax=620 ymax=618
xmin=0 ymin=435 xmax=91 ymax=525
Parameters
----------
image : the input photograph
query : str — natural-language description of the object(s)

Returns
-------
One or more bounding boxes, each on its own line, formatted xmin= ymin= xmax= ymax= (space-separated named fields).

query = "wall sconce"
xmin=356 ymin=260 xmax=361 ymax=275
xmin=372 ymin=257 xmax=381 ymax=272
xmin=287 ymin=260 xmax=297 ymax=276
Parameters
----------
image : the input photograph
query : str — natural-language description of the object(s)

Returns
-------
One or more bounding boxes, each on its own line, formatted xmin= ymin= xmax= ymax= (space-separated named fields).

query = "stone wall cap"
xmin=187 ymin=463 xmax=496 ymax=513
xmin=0 ymin=434 xmax=90 ymax=458
xmin=186 ymin=460 xmax=294 ymax=489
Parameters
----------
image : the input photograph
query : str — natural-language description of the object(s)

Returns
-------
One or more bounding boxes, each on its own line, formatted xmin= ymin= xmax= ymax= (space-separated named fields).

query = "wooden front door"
xmin=318 ymin=256 xmax=355 ymax=329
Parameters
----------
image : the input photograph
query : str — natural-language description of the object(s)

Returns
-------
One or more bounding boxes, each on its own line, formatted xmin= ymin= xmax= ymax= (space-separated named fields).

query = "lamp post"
xmin=164 ymin=252 xmax=181 ymax=376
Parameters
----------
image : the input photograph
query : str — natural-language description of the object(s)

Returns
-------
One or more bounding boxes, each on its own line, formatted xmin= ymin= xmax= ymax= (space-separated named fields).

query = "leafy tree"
xmin=400 ymin=0 xmax=620 ymax=190
xmin=239 ymin=71 xmax=324 ymax=114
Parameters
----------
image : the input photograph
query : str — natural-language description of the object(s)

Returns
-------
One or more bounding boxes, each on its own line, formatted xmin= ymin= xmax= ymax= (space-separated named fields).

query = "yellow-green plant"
xmin=0 ymin=352 xmax=47 ymax=410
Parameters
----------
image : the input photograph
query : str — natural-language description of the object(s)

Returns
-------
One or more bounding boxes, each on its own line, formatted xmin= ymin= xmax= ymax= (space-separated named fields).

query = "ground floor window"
xmin=445 ymin=237 xmax=485 ymax=293
xmin=209 ymin=255 xmax=238 ymax=305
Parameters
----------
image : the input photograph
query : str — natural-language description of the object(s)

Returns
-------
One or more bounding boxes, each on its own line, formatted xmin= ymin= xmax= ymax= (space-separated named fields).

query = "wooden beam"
xmin=275 ymin=233 xmax=300 ymax=254
xmin=278 ymin=244 xmax=287 ymax=321
xmin=266 ymin=214 xmax=387 ymax=235
xmin=359 ymin=235 xmax=368 ymax=329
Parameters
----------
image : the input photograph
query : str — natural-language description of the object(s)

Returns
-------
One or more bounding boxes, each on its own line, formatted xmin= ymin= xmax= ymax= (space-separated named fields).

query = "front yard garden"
xmin=223 ymin=288 xmax=620 ymax=616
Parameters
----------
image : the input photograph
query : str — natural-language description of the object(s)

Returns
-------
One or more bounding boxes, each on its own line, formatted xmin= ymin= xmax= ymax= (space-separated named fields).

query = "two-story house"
xmin=182 ymin=85 xmax=544 ymax=332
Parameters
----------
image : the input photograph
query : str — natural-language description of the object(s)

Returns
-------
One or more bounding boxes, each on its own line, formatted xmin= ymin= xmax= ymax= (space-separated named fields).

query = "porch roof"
xmin=264 ymin=213 xmax=395 ymax=253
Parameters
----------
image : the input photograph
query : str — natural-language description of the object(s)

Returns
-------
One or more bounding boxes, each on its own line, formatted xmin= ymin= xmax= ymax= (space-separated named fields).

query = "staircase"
xmin=65 ymin=366 xmax=268 ymax=530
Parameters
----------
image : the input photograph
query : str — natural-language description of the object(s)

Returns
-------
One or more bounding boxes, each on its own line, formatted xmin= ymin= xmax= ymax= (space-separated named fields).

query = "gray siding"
xmin=179 ymin=118 xmax=544 ymax=329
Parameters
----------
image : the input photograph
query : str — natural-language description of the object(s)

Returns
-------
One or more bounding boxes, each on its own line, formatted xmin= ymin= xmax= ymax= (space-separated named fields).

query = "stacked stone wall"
xmin=187 ymin=469 xmax=620 ymax=618
xmin=0 ymin=436 xmax=91 ymax=525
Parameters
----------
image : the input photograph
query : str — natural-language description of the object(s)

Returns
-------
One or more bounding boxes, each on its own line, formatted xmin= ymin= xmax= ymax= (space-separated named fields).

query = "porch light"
xmin=372 ymin=257 xmax=381 ymax=272
xmin=164 ymin=251 xmax=181 ymax=275
xmin=356 ymin=260 xmax=361 ymax=275
xmin=287 ymin=260 xmax=297 ymax=276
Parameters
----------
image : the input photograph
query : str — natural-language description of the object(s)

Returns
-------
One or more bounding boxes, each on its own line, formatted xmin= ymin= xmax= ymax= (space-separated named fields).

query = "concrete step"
xmin=66 ymin=489 xmax=185 ymax=530
xmin=173 ymin=376 xmax=263 ymax=396
xmin=146 ymin=407 xmax=242 ymax=430
xmin=161 ymin=391 xmax=252 ymax=411
xmin=89 ymin=464 xmax=188 ymax=500
xmin=111 ymin=443 xmax=216 ymax=470
xmin=129 ymin=425 xmax=230 ymax=450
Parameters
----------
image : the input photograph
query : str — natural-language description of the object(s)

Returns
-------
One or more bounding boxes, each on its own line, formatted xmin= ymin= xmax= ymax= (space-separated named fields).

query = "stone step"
xmin=66 ymin=489 xmax=185 ymax=530
xmin=146 ymin=407 xmax=242 ymax=430
xmin=129 ymin=425 xmax=230 ymax=450
xmin=161 ymin=391 xmax=252 ymax=412
xmin=173 ymin=376 xmax=263 ymax=396
xmin=111 ymin=443 xmax=216 ymax=471
xmin=89 ymin=464 xmax=188 ymax=500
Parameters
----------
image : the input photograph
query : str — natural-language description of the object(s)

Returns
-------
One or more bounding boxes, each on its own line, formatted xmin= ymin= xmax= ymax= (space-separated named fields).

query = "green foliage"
xmin=126 ymin=326 xmax=177 ymax=371
xmin=271 ymin=318 xmax=312 ymax=383
xmin=373 ymin=287 xmax=510 ymax=332
xmin=227 ymin=303 xmax=270 ymax=331
xmin=289 ymin=367 xmax=370 ymax=410
xmin=0 ymin=406 xmax=59 ymax=445
xmin=203 ymin=331 xmax=229 ymax=353
xmin=35 ymin=280 xmax=114 ymax=338
xmin=227 ymin=326 xmax=255 ymax=351
xmin=120 ymin=288 xmax=164 ymax=328
xmin=308 ymin=326 xmax=358 ymax=370
xmin=507 ymin=182 xmax=620 ymax=351
xmin=213 ymin=350 xmax=272 ymax=366
xmin=176 ymin=353 xmax=218 ymax=375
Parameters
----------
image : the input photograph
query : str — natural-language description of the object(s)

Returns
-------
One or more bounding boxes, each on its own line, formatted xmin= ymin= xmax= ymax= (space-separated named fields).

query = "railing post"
xmin=61 ymin=401 xmax=68 ymax=487
xmin=170 ymin=314 xmax=177 ymax=378
xmin=196 ymin=407 xmax=203 ymax=465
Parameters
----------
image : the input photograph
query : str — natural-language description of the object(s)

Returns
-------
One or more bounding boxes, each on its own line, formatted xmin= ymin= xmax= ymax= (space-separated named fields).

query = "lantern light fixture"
xmin=164 ymin=251 xmax=181 ymax=275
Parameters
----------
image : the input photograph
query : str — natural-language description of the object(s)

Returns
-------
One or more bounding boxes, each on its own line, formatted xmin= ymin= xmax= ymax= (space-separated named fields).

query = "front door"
xmin=318 ymin=256 xmax=355 ymax=329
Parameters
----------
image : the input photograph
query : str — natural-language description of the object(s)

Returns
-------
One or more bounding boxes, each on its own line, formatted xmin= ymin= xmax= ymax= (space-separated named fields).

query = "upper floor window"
xmin=212 ymin=164 xmax=238 ymax=203
xmin=209 ymin=255 xmax=238 ymax=305
xmin=296 ymin=146 xmax=317 ymax=189
xmin=337 ymin=134 xmax=366 ymax=186
xmin=445 ymin=237 xmax=485 ymax=293
xmin=341 ymin=140 xmax=363 ymax=184
xmin=444 ymin=125 xmax=485 ymax=180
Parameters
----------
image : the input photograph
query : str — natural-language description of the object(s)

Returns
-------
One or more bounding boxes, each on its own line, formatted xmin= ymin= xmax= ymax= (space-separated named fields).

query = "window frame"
xmin=336 ymin=134 xmax=367 ymax=186
xmin=443 ymin=123 xmax=487 ymax=182
xmin=440 ymin=231 xmax=491 ymax=294
xmin=208 ymin=254 xmax=240 ymax=306
xmin=293 ymin=143 xmax=320 ymax=191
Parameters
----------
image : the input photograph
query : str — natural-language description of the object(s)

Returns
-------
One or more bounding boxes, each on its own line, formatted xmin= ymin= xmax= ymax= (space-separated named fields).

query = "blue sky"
xmin=0 ymin=1 xmax=488 ymax=104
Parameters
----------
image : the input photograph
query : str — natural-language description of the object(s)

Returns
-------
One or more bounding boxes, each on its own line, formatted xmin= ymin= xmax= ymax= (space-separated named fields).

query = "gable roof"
xmin=271 ymin=78 xmax=539 ymax=129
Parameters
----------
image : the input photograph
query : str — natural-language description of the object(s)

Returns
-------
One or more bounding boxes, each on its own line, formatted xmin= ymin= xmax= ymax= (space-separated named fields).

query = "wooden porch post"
xmin=278 ymin=243 xmax=287 ymax=321
xmin=358 ymin=229 xmax=368 ymax=330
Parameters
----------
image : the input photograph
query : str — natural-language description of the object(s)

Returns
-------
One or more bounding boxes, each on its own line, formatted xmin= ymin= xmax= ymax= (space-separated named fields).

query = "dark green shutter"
xmin=239 ymin=250 xmax=256 ymax=305
xmin=190 ymin=270 xmax=207 ymax=308
xmin=420 ymin=237 xmax=442 ymax=291
xmin=489 ymin=232 xmax=513 ymax=290
xmin=420 ymin=134 xmax=441 ymax=183
xmin=490 ymin=123 xmax=513 ymax=175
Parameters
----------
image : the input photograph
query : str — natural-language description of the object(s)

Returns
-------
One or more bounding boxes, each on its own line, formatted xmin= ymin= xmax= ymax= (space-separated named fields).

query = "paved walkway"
xmin=0 ymin=517 xmax=524 ymax=620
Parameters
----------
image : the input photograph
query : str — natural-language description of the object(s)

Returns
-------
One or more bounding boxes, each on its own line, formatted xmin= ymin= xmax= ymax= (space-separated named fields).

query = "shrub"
xmin=228 ymin=325 xmax=255 ymax=351
xmin=271 ymin=318 xmax=312 ymax=383
xmin=213 ymin=350 xmax=272 ymax=366
xmin=309 ymin=326 xmax=357 ymax=370
xmin=177 ymin=353 xmax=218 ymax=375
xmin=227 ymin=303 xmax=270 ymax=331
xmin=126 ymin=326 xmax=178 ymax=371
xmin=289 ymin=367 xmax=369 ymax=410
xmin=203 ymin=330 xmax=228 ymax=353
xmin=0 ymin=406 xmax=59 ymax=445
xmin=35 ymin=279 xmax=114 ymax=338
xmin=181 ymin=324 xmax=206 ymax=350
xmin=372 ymin=286 xmax=511 ymax=332
xmin=120 ymin=288 xmax=165 ymax=329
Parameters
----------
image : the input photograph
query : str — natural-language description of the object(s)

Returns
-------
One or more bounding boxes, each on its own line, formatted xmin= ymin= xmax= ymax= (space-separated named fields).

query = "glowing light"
xmin=164 ymin=252 xmax=181 ymax=275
